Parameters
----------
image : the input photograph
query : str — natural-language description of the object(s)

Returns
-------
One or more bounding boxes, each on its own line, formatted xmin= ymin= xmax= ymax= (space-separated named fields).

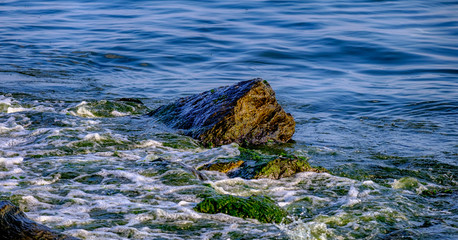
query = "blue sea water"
xmin=0 ymin=0 xmax=457 ymax=239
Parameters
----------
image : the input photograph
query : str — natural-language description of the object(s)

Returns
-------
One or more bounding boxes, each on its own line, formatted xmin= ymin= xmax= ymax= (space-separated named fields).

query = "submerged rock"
xmin=199 ymin=147 xmax=327 ymax=180
xmin=252 ymin=157 xmax=323 ymax=179
xmin=139 ymin=158 xmax=207 ymax=184
xmin=68 ymin=98 xmax=148 ymax=118
xmin=0 ymin=201 xmax=79 ymax=240
xmin=149 ymin=78 xmax=295 ymax=147
xmin=194 ymin=194 xmax=288 ymax=223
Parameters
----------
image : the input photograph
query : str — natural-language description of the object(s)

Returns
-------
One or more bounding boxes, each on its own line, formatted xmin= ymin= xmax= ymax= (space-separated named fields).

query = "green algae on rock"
xmin=200 ymin=147 xmax=327 ymax=180
xmin=149 ymin=78 xmax=295 ymax=147
xmin=194 ymin=194 xmax=288 ymax=224
xmin=0 ymin=201 xmax=80 ymax=240
xmin=253 ymin=157 xmax=326 ymax=179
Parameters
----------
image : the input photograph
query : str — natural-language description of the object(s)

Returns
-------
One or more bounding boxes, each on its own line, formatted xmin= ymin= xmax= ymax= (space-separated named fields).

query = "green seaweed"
xmin=420 ymin=187 xmax=453 ymax=197
xmin=194 ymin=194 xmax=288 ymax=223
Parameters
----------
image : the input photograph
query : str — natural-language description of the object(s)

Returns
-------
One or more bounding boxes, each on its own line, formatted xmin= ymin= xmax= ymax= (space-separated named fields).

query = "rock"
xmin=252 ymin=157 xmax=322 ymax=179
xmin=0 ymin=201 xmax=79 ymax=240
xmin=198 ymin=160 xmax=244 ymax=173
xmin=194 ymin=194 xmax=288 ymax=223
xmin=139 ymin=158 xmax=207 ymax=185
xmin=200 ymin=147 xmax=327 ymax=180
xmin=149 ymin=78 xmax=295 ymax=147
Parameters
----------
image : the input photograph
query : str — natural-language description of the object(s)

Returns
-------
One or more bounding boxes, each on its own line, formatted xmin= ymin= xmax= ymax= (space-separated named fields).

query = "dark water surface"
xmin=1 ymin=0 xmax=457 ymax=239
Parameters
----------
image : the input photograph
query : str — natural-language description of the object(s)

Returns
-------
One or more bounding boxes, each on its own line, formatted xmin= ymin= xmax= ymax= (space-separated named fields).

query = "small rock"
xmin=0 ymin=201 xmax=79 ymax=240
xmin=253 ymin=157 xmax=322 ymax=180
xmin=149 ymin=78 xmax=295 ymax=146
xmin=201 ymin=147 xmax=327 ymax=180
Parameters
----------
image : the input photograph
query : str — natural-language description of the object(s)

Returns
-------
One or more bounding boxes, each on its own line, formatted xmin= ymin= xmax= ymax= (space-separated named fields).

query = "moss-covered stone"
xmin=194 ymin=194 xmax=288 ymax=223
xmin=202 ymin=147 xmax=328 ymax=179
xmin=149 ymin=78 xmax=295 ymax=147
xmin=253 ymin=157 xmax=324 ymax=179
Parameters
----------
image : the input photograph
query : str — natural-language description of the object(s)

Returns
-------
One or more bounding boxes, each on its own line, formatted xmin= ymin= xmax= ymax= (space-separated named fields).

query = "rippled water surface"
xmin=1 ymin=0 xmax=457 ymax=239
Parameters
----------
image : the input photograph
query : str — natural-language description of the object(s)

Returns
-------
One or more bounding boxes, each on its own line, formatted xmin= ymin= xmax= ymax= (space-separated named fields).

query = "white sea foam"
xmin=279 ymin=220 xmax=334 ymax=240
xmin=22 ymin=195 xmax=52 ymax=210
xmin=32 ymin=177 xmax=59 ymax=186
xmin=0 ymin=179 xmax=20 ymax=188
xmin=7 ymin=106 xmax=28 ymax=113
xmin=0 ymin=96 xmax=13 ymax=105
xmin=136 ymin=139 xmax=162 ymax=148
xmin=83 ymin=133 xmax=104 ymax=141
xmin=0 ymin=156 xmax=23 ymax=166
xmin=0 ymin=117 xmax=25 ymax=134
xmin=110 ymin=110 xmax=128 ymax=117
xmin=76 ymin=105 xmax=96 ymax=118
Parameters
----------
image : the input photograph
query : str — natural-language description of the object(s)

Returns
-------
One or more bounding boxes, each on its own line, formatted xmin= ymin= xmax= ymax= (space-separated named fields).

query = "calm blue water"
xmin=0 ymin=0 xmax=457 ymax=239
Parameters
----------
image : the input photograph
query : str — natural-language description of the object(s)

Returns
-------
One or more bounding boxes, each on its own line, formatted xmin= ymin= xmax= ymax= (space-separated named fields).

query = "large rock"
xmin=149 ymin=78 xmax=295 ymax=146
xmin=0 ymin=201 xmax=79 ymax=240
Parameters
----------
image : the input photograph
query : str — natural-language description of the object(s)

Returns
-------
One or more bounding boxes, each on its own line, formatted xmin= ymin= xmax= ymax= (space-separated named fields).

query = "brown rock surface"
xmin=149 ymin=78 xmax=295 ymax=146
xmin=0 ymin=201 xmax=79 ymax=240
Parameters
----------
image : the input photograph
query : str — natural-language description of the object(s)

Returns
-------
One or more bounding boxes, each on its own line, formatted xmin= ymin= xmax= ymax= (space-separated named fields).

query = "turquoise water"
xmin=0 ymin=0 xmax=457 ymax=239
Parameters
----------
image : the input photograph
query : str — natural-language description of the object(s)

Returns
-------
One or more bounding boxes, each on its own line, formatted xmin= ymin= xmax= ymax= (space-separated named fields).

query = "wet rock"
xmin=149 ymin=78 xmax=295 ymax=147
xmin=230 ymin=156 xmax=327 ymax=180
xmin=200 ymin=147 xmax=327 ymax=180
xmin=198 ymin=160 xmax=244 ymax=173
xmin=194 ymin=194 xmax=288 ymax=223
xmin=252 ymin=157 xmax=325 ymax=179
xmin=0 ymin=200 xmax=79 ymax=240
xmin=139 ymin=158 xmax=207 ymax=184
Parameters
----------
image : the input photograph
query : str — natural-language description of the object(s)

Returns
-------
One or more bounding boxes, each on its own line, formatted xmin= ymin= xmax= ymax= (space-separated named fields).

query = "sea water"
xmin=0 ymin=0 xmax=457 ymax=239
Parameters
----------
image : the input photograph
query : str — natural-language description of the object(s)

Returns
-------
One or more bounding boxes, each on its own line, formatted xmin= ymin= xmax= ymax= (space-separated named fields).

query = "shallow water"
xmin=0 ymin=0 xmax=457 ymax=239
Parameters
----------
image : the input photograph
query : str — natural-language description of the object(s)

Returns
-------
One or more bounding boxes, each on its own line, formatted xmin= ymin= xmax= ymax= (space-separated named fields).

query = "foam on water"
xmin=0 ymin=156 xmax=23 ymax=166
xmin=0 ymin=82 xmax=456 ymax=239
xmin=279 ymin=221 xmax=333 ymax=240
